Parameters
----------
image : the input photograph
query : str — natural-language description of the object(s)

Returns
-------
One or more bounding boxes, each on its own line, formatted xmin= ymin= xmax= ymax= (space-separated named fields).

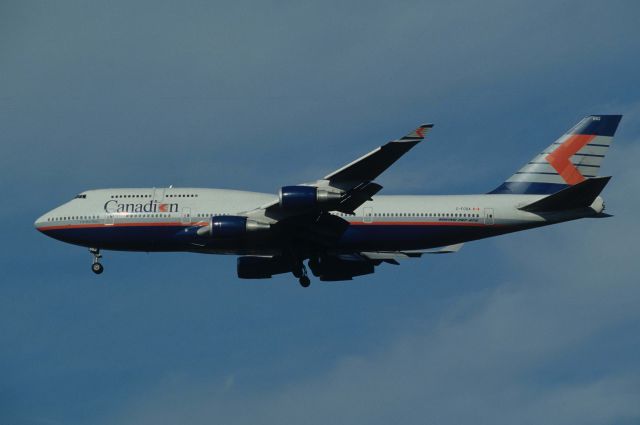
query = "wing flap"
xmin=360 ymin=243 xmax=464 ymax=261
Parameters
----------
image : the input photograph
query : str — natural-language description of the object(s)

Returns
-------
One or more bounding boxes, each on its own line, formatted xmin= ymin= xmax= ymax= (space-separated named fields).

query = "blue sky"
xmin=1 ymin=0 xmax=639 ymax=424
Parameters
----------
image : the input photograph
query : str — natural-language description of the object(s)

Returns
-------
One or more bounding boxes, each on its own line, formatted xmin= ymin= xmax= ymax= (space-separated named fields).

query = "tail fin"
xmin=490 ymin=115 xmax=622 ymax=194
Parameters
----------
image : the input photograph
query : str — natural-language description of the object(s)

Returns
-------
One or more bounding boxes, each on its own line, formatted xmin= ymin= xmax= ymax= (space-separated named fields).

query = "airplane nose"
xmin=34 ymin=214 xmax=47 ymax=232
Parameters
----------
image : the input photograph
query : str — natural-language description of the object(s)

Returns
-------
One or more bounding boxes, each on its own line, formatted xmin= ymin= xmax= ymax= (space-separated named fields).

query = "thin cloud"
xmin=1 ymin=2 xmax=639 ymax=425
xmin=104 ymin=141 xmax=640 ymax=425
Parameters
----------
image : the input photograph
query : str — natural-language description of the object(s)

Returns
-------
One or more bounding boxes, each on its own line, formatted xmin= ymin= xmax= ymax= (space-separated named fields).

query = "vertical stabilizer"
xmin=490 ymin=115 xmax=622 ymax=194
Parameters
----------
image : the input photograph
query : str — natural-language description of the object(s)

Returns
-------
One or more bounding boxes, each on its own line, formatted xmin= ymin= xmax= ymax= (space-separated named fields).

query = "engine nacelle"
xmin=309 ymin=256 xmax=375 ymax=281
xmin=279 ymin=185 xmax=342 ymax=210
xmin=237 ymin=256 xmax=293 ymax=279
xmin=196 ymin=215 xmax=270 ymax=238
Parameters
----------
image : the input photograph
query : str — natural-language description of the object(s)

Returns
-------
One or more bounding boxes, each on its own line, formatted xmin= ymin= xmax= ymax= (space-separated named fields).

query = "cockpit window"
xmin=74 ymin=194 xmax=87 ymax=199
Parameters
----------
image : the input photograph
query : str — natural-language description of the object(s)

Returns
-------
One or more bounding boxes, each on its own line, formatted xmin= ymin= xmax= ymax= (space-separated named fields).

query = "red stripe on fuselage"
xmin=351 ymin=221 xmax=495 ymax=227
xmin=38 ymin=221 xmax=209 ymax=231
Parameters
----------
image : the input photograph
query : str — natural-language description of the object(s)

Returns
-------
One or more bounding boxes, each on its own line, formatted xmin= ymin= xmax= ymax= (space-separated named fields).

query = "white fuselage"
xmin=35 ymin=187 xmax=602 ymax=255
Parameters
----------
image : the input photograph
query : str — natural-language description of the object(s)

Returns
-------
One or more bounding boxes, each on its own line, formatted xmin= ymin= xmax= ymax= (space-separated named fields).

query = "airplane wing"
xmin=360 ymin=243 xmax=464 ymax=264
xmin=361 ymin=243 xmax=465 ymax=262
xmin=200 ymin=123 xmax=436 ymax=283
xmin=306 ymin=244 xmax=464 ymax=281
xmin=323 ymin=124 xmax=433 ymax=188
xmin=236 ymin=244 xmax=463 ymax=282
xmin=247 ymin=123 xmax=433 ymax=219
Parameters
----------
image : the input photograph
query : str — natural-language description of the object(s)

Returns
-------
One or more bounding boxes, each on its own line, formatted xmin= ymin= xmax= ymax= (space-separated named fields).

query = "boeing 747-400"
xmin=35 ymin=115 xmax=622 ymax=287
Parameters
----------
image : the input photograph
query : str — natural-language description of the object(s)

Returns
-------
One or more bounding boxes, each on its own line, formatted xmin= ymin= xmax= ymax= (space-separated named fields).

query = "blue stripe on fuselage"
xmin=41 ymin=222 xmax=525 ymax=253
xmin=42 ymin=225 xmax=189 ymax=251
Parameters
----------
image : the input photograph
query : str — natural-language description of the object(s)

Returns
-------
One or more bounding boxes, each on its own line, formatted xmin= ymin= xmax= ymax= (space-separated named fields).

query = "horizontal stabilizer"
xmin=519 ymin=176 xmax=611 ymax=213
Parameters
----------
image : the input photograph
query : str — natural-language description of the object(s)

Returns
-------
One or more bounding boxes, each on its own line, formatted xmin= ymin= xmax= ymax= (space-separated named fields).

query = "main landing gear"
xmin=292 ymin=259 xmax=311 ymax=288
xmin=89 ymin=248 xmax=103 ymax=274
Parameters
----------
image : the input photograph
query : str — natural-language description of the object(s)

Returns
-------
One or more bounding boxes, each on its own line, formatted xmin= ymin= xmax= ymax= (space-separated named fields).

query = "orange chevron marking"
xmin=545 ymin=134 xmax=595 ymax=185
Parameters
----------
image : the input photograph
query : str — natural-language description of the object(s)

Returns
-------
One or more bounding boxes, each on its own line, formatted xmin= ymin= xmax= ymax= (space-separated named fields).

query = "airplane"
xmin=35 ymin=115 xmax=622 ymax=287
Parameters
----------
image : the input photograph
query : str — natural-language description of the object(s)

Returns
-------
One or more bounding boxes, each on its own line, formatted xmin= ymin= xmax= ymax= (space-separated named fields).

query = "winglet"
xmin=400 ymin=124 xmax=434 ymax=141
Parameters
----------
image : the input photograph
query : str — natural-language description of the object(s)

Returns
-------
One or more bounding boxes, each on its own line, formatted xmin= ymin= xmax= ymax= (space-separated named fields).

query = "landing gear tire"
xmin=289 ymin=254 xmax=311 ymax=287
xmin=299 ymin=275 xmax=311 ymax=288
xmin=92 ymin=262 xmax=104 ymax=274
xmin=89 ymin=247 xmax=103 ymax=275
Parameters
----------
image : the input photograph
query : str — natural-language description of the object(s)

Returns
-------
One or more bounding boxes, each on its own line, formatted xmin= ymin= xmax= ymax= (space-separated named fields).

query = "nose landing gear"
xmin=89 ymin=248 xmax=103 ymax=274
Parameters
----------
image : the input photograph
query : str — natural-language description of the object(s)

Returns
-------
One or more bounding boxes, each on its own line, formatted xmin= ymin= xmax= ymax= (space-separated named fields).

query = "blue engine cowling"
xmin=211 ymin=216 xmax=248 ymax=238
xmin=198 ymin=216 xmax=270 ymax=238
xmin=279 ymin=185 xmax=342 ymax=210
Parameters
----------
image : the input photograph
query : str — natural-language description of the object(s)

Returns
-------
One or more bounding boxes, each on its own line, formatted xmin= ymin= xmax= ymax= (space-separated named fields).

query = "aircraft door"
xmin=484 ymin=208 xmax=494 ymax=225
xmin=104 ymin=213 xmax=114 ymax=225
xmin=181 ymin=207 xmax=191 ymax=225
xmin=153 ymin=187 xmax=165 ymax=202
xmin=363 ymin=207 xmax=373 ymax=223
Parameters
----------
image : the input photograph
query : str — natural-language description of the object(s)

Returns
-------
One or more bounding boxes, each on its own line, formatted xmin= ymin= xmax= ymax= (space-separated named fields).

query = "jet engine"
xmin=278 ymin=186 xmax=343 ymax=210
xmin=197 ymin=216 xmax=270 ymax=238
xmin=308 ymin=255 xmax=375 ymax=281
xmin=237 ymin=256 xmax=293 ymax=279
